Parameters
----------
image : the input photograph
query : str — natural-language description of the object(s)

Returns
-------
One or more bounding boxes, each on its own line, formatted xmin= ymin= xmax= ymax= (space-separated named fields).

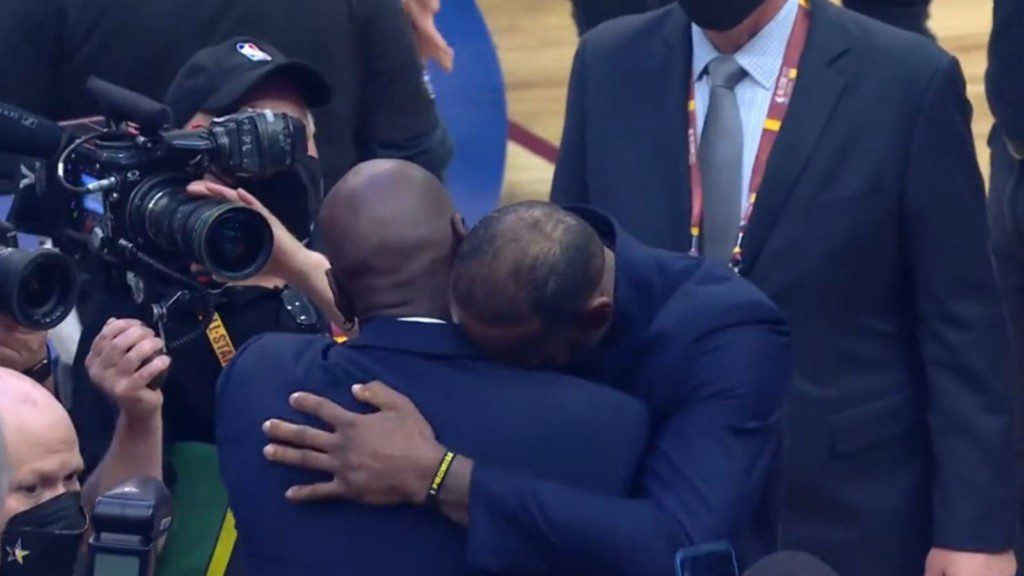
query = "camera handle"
xmin=115 ymin=238 xmax=220 ymax=350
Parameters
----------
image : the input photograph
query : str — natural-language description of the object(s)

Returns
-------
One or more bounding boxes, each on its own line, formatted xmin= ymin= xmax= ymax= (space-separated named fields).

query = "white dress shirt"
xmin=692 ymin=0 xmax=800 ymax=210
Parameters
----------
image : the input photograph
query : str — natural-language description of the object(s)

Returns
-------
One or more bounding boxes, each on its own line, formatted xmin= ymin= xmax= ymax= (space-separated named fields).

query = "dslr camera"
xmin=1 ymin=77 xmax=305 ymax=335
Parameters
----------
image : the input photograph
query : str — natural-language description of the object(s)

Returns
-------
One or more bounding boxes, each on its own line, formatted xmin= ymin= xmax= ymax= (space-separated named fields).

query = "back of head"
xmin=319 ymin=159 xmax=459 ymax=320
xmin=450 ymin=202 xmax=607 ymax=364
xmin=744 ymin=551 xmax=842 ymax=576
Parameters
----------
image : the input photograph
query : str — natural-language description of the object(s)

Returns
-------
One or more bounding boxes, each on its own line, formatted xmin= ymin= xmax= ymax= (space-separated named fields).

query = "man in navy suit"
xmin=551 ymin=0 xmax=1015 ymax=574
xmin=987 ymin=0 xmax=1024 ymax=572
xmin=258 ymin=199 xmax=790 ymax=574
xmin=214 ymin=161 xmax=649 ymax=575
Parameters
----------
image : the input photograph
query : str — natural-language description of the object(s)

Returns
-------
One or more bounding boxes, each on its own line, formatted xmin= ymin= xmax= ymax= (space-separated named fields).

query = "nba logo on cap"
xmin=237 ymin=42 xmax=273 ymax=62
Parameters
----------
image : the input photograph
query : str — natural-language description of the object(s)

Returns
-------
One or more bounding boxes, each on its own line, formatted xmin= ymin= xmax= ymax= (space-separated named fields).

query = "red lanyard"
xmin=687 ymin=0 xmax=811 ymax=272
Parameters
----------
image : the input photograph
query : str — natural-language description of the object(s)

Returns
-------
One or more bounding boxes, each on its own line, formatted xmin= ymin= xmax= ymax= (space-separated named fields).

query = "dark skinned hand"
xmin=262 ymin=381 xmax=445 ymax=505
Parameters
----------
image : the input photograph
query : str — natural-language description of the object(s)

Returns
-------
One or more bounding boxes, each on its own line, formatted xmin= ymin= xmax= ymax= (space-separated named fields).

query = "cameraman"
xmin=69 ymin=39 xmax=331 ymax=576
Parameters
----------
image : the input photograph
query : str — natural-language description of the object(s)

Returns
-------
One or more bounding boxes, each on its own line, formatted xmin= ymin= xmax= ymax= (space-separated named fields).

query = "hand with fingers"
xmin=0 ymin=313 xmax=48 ymax=373
xmin=924 ymin=549 xmax=1016 ymax=576
xmin=186 ymin=180 xmax=319 ymax=284
xmin=84 ymin=318 xmax=169 ymax=421
xmin=263 ymin=380 xmax=445 ymax=505
xmin=403 ymin=0 xmax=454 ymax=72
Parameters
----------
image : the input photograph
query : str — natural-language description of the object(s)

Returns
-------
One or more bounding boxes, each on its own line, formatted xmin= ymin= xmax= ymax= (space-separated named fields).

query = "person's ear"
xmin=451 ymin=213 xmax=468 ymax=247
xmin=577 ymin=296 xmax=614 ymax=337
xmin=326 ymin=269 xmax=356 ymax=324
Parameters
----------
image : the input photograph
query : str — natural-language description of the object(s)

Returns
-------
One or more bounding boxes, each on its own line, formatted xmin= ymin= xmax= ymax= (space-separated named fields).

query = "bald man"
xmin=0 ymin=368 xmax=87 ymax=575
xmin=211 ymin=160 xmax=650 ymax=575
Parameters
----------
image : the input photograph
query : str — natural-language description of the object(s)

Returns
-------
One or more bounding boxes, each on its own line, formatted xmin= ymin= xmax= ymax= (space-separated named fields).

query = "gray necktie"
xmin=698 ymin=55 xmax=747 ymax=262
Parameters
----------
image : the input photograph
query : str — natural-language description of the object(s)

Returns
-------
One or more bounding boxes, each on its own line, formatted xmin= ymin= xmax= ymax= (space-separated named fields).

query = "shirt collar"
xmin=397 ymin=317 xmax=448 ymax=324
xmin=691 ymin=0 xmax=800 ymax=90
xmin=345 ymin=317 xmax=480 ymax=359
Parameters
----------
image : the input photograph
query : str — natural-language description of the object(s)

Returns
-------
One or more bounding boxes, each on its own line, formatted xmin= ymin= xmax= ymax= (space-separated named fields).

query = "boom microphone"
xmin=0 ymin=102 xmax=66 ymax=157
xmin=86 ymin=77 xmax=173 ymax=134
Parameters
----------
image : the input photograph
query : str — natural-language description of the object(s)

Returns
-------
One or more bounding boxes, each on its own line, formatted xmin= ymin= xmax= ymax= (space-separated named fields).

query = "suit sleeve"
xmin=550 ymin=39 xmax=590 ymax=205
xmin=354 ymin=0 xmax=453 ymax=179
xmin=465 ymin=322 xmax=789 ymax=575
xmin=905 ymin=56 xmax=1017 ymax=551
xmin=987 ymin=0 xmax=1024 ymax=144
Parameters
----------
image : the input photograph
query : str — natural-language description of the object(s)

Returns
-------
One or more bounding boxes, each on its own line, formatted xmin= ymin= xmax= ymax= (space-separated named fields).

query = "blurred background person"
xmin=0 ymin=0 xmax=451 ymax=190
xmin=0 ymin=368 xmax=87 ymax=576
xmin=986 ymin=0 xmax=1024 ymax=573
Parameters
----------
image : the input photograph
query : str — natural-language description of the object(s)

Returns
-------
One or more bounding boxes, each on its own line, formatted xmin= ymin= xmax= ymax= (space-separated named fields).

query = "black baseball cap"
xmin=164 ymin=37 xmax=333 ymax=125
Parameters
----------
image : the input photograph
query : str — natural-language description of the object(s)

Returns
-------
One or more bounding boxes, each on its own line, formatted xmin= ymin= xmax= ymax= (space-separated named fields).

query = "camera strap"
xmin=202 ymin=312 xmax=241 ymax=576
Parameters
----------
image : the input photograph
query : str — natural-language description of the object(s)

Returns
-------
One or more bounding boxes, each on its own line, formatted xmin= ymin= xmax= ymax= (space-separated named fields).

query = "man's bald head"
xmin=451 ymin=202 xmax=613 ymax=367
xmin=319 ymin=159 xmax=463 ymax=321
xmin=0 ymin=369 xmax=83 ymax=522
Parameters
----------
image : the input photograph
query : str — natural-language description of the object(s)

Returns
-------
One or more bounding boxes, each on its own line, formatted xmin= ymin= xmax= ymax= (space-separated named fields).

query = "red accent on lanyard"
xmin=687 ymin=2 xmax=811 ymax=271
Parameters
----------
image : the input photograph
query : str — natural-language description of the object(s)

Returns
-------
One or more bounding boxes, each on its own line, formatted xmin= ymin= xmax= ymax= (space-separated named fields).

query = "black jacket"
xmin=0 ymin=0 xmax=451 ymax=187
xmin=552 ymin=2 xmax=1015 ymax=574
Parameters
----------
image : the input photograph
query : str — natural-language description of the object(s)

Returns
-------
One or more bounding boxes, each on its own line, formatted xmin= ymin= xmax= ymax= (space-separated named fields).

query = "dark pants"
xmin=569 ymin=0 xmax=932 ymax=36
xmin=988 ymin=125 xmax=1024 ymax=576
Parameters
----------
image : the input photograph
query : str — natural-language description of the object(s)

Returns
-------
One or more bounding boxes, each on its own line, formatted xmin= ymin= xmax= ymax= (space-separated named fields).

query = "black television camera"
xmin=0 ymin=78 xmax=306 ymax=341
xmin=87 ymin=476 xmax=173 ymax=576
xmin=0 ymin=222 xmax=78 ymax=330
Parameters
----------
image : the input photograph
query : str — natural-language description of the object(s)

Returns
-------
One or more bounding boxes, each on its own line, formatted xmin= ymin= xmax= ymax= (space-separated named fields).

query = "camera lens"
xmin=127 ymin=174 xmax=273 ymax=281
xmin=0 ymin=248 xmax=79 ymax=330
xmin=188 ymin=204 xmax=272 ymax=280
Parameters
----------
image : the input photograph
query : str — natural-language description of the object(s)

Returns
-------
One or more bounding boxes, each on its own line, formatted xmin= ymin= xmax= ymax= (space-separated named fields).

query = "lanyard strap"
xmin=687 ymin=0 xmax=811 ymax=271
xmin=205 ymin=312 xmax=237 ymax=368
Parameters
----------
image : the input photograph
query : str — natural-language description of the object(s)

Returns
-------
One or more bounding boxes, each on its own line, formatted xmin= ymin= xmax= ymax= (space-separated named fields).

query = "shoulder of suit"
xmin=664 ymin=259 xmax=786 ymax=329
xmin=828 ymin=2 xmax=953 ymax=76
xmin=579 ymin=3 xmax=680 ymax=53
xmin=230 ymin=332 xmax=336 ymax=372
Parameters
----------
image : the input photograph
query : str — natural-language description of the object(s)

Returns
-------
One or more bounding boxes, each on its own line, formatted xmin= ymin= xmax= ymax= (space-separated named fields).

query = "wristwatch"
xmin=23 ymin=355 xmax=52 ymax=384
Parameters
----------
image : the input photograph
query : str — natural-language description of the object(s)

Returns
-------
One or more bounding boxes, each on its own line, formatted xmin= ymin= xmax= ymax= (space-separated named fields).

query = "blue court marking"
xmin=428 ymin=0 xmax=508 ymax=225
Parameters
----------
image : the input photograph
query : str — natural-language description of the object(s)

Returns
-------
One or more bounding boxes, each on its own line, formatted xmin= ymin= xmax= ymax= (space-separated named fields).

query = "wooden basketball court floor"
xmin=476 ymin=0 xmax=994 ymax=205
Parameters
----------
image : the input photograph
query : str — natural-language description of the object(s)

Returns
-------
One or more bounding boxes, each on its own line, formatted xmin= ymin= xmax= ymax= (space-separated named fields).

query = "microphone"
xmin=86 ymin=77 xmax=173 ymax=134
xmin=0 ymin=102 xmax=66 ymax=157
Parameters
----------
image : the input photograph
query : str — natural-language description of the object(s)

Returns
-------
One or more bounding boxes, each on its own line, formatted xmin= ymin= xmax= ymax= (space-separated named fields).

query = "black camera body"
xmin=7 ymin=77 xmax=305 ymax=287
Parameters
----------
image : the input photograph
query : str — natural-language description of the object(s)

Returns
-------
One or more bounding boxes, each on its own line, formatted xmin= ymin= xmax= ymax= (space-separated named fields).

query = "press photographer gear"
xmin=87 ymin=476 xmax=173 ymax=576
xmin=1 ymin=491 xmax=88 ymax=575
xmin=0 ymin=77 xmax=306 ymax=344
xmin=2 ymin=77 xmax=302 ymax=282
xmin=0 ymin=222 xmax=78 ymax=330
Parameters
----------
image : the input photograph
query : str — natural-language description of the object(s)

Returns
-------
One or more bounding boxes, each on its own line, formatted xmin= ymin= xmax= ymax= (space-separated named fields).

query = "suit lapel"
xmin=655 ymin=7 xmax=695 ymax=251
xmin=740 ymin=0 xmax=852 ymax=274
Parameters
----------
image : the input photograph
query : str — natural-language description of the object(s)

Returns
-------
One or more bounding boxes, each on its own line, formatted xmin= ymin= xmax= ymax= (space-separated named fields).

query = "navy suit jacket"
xmin=552 ymin=2 xmax=1015 ymax=574
xmin=465 ymin=209 xmax=790 ymax=575
xmin=215 ymin=319 xmax=649 ymax=575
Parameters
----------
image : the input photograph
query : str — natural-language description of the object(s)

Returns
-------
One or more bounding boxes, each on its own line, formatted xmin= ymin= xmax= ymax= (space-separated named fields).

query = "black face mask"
xmin=2 ymin=492 xmax=87 ymax=575
xmin=244 ymin=155 xmax=323 ymax=243
xmin=677 ymin=0 xmax=768 ymax=31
